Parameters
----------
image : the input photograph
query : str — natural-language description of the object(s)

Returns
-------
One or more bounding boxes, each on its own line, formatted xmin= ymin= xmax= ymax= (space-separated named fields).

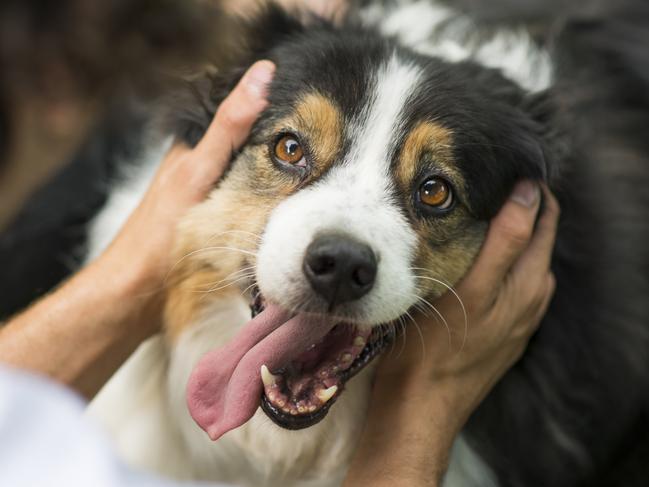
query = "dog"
xmin=2 ymin=1 xmax=648 ymax=486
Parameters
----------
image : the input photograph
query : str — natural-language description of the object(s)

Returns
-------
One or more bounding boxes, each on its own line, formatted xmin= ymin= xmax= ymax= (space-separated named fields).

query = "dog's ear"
xmin=520 ymin=90 xmax=563 ymax=183
xmin=159 ymin=4 xmax=308 ymax=147
xmin=454 ymin=88 xmax=561 ymax=220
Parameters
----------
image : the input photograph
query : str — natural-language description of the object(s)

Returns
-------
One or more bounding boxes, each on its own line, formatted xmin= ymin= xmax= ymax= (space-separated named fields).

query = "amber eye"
xmin=419 ymin=177 xmax=453 ymax=210
xmin=274 ymin=134 xmax=305 ymax=166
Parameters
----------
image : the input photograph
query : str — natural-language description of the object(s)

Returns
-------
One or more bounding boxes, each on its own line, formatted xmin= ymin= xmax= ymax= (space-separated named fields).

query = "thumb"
xmin=194 ymin=60 xmax=276 ymax=181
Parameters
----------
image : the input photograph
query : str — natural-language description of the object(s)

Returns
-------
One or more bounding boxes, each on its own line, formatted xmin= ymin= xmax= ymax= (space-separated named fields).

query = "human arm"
xmin=344 ymin=183 xmax=560 ymax=486
xmin=0 ymin=61 xmax=276 ymax=399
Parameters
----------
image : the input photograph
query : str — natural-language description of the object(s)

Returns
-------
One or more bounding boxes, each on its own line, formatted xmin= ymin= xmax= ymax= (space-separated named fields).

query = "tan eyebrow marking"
xmin=290 ymin=92 xmax=344 ymax=175
xmin=396 ymin=120 xmax=457 ymax=189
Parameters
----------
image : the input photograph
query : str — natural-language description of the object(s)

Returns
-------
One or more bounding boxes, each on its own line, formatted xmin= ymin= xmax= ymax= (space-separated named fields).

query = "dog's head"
xmin=165 ymin=5 xmax=558 ymax=438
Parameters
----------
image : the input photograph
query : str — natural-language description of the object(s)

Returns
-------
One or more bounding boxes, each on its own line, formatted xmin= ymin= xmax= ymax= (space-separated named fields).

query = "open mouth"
xmin=250 ymin=287 xmax=391 ymax=430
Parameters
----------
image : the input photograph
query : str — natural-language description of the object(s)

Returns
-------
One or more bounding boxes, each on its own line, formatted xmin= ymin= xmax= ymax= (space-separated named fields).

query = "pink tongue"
xmin=186 ymin=304 xmax=336 ymax=440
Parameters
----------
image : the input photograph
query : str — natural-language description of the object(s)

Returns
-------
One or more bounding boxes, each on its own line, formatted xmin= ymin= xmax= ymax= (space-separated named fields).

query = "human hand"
xmin=382 ymin=182 xmax=558 ymax=398
xmin=279 ymin=0 xmax=349 ymax=21
xmin=345 ymin=182 xmax=560 ymax=485
xmin=225 ymin=0 xmax=349 ymax=23
xmin=97 ymin=60 xmax=276 ymax=334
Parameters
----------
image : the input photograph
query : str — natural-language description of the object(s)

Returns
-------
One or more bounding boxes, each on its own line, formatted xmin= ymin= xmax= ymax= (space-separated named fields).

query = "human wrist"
xmin=88 ymin=249 xmax=164 ymax=339
xmin=346 ymin=374 xmax=472 ymax=486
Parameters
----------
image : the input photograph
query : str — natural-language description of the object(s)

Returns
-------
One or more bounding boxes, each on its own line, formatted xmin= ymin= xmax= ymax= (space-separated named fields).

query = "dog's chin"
xmin=249 ymin=286 xmax=394 ymax=430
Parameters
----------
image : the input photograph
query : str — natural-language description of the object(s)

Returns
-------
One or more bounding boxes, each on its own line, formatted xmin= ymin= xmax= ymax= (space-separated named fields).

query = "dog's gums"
xmin=251 ymin=288 xmax=392 ymax=429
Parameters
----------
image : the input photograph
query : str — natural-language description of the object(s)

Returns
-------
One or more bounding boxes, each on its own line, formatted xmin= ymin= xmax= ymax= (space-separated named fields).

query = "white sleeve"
xmin=0 ymin=366 xmax=233 ymax=487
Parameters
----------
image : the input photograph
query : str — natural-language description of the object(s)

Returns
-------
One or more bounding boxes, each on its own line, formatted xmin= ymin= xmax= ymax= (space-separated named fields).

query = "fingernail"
xmin=510 ymin=180 xmax=540 ymax=208
xmin=244 ymin=61 xmax=275 ymax=99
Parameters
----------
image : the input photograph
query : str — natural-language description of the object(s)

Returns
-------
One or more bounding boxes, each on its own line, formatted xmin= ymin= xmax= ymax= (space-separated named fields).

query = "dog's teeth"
xmin=260 ymin=365 xmax=278 ymax=387
xmin=317 ymin=385 xmax=338 ymax=404
xmin=308 ymin=405 xmax=317 ymax=413
xmin=341 ymin=353 xmax=353 ymax=363
xmin=353 ymin=336 xmax=366 ymax=348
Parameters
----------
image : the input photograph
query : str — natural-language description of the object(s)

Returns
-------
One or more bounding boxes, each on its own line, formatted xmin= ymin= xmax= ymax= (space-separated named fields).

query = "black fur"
xmin=165 ymin=7 xmax=557 ymax=219
xmin=0 ymin=98 xmax=149 ymax=320
xmin=2 ymin=2 xmax=648 ymax=486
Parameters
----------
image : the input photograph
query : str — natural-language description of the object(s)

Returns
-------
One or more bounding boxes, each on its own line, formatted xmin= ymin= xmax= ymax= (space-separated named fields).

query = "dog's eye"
xmin=418 ymin=177 xmax=453 ymax=210
xmin=274 ymin=135 xmax=305 ymax=166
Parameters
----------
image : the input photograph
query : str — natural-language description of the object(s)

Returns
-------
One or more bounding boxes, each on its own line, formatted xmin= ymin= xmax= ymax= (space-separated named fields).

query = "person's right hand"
xmin=345 ymin=182 xmax=560 ymax=486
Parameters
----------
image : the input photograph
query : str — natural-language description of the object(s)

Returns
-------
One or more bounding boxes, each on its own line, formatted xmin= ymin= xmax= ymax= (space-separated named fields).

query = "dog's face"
xmin=256 ymin=64 xmax=481 ymax=325
xmin=169 ymin=10 xmax=553 ymax=435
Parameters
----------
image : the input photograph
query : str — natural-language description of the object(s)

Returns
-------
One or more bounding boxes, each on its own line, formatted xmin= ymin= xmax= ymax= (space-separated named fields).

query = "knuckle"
xmin=512 ymin=315 xmax=540 ymax=341
xmin=529 ymin=280 xmax=552 ymax=312
xmin=497 ymin=217 xmax=533 ymax=248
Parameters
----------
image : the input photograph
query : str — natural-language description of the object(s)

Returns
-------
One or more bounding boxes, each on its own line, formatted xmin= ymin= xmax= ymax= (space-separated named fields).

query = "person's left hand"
xmin=97 ymin=60 xmax=276 ymax=330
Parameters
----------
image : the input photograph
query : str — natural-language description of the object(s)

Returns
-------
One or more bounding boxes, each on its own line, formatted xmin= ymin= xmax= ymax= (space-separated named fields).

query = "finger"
xmin=165 ymin=142 xmax=192 ymax=161
xmin=534 ymin=272 xmax=556 ymax=323
xmin=194 ymin=60 xmax=276 ymax=179
xmin=511 ymin=185 xmax=560 ymax=278
xmin=512 ymin=271 xmax=555 ymax=339
xmin=462 ymin=180 xmax=541 ymax=297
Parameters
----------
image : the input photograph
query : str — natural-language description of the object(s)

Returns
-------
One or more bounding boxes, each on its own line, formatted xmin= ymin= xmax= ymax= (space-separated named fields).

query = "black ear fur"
xmin=446 ymin=75 xmax=561 ymax=219
xmin=159 ymin=4 xmax=307 ymax=147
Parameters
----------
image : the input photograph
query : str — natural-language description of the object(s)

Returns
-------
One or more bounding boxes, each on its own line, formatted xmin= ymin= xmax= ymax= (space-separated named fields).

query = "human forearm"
xmin=0 ymin=62 xmax=274 ymax=399
xmin=0 ymin=255 xmax=158 ymax=398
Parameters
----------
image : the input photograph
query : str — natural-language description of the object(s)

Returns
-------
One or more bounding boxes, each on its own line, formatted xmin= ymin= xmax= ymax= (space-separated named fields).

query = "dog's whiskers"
xmin=240 ymin=281 xmax=259 ymax=298
xmin=198 ymin=273 xmax=256 ymax=296
xmin=394 ymin=315 xmax=408 ymax=359
xmin=414 ymin=295 xmax=452 ymax=347
xmin=203 ymin=229 xmax=263 ymax=246
xmin=165 ymin=245 xmax=259 ymax=286
xmin=409 ymin=270 xmax=468 ymax=352
xmin=196 ymin=266 xmax=257 ymax=294
xmin=404 ymin=307 xmax=427 ymax=360
xmin=388 ymin=286 xmax=453 ymax=350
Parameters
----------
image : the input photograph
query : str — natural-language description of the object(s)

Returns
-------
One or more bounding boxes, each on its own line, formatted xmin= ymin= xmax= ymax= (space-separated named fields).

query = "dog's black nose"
xmin=303 ymin=234 xmax=377 ymax=307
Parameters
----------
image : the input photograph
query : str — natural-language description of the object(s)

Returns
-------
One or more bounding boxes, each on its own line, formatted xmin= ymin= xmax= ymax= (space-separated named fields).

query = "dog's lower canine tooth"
xmin=261 ymin=365 xmax=278 ymax=387
xmin=317 ymin=385 xmax=338 ymax=403
xmin=353 ymin=336 xmax=366 ymax=347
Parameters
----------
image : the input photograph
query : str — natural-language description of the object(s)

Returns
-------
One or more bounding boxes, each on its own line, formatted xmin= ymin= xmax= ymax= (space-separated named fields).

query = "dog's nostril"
xmin=353 ymin=265 xmax=375 ymax=287
xmin=303 ymin=234 xmax=377 ymax=307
